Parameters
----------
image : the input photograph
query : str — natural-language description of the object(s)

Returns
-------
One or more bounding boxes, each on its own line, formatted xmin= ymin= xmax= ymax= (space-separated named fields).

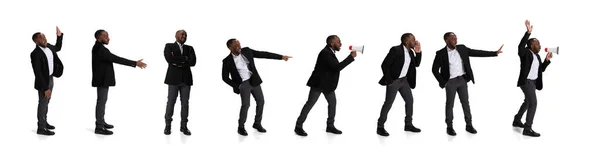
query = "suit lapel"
xmin=174 ymin=42 xmax=183 ymax=56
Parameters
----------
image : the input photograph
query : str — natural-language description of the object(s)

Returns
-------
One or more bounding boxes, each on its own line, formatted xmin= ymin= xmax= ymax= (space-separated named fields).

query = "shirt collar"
xmin=446 ymin=46 xmax=455 ymax=52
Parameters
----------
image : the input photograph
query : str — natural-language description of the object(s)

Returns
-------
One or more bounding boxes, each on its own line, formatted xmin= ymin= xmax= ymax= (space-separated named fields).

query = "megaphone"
xmin=544 ymin=46 xmax=559 ymax=55
xmin=349 ymin=45 xmax=365 ymax=54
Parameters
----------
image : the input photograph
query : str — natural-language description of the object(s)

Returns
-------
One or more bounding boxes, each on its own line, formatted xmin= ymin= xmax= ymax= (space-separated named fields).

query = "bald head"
xmin=176 ymin=30 xmax=187 ymax=44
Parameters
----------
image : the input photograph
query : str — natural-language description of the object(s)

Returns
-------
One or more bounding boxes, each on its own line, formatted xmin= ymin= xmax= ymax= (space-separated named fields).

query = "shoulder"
xmin=31 ymin=48 xmax=40 ymax=57
xmin=436 ymin=48 xmax=446 ymax=54
xmin=223 ymin=54 xmax=232 ymax=62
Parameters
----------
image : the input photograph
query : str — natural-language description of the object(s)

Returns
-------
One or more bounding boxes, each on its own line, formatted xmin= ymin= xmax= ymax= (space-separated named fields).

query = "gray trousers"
xmin=238 ymin=81 xmax=265 ymax=127
xmin=165 ymin=83 xmax=191 ymax=125
xmin=445 ymin=76 xmax=472 ymax=127
xmin=96 ymin=87 xmax=109 ymax=126
xmin=37 ymin=77 xmax=54 ymax=128
xmin=515 ymin=80 xmax=537 ymax=130
xmin=377 ymin=77 xmax=414 ymax=128
xmin=296 ymin=87 xmax=337 ymax=128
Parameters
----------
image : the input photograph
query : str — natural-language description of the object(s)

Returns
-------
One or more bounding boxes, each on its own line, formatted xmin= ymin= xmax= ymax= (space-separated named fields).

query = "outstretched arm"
xmin=250 ymin=48 xmax=284 ymax=60
xmin=467 ymin=44 xmax=502 ymax=57
xmin=98 ymin=48 xmax=137 ymax=67
xmin=519 ymin=20 xmax=533 ymax=56
xmin=50 ymin=26 xmax=63 ymax=52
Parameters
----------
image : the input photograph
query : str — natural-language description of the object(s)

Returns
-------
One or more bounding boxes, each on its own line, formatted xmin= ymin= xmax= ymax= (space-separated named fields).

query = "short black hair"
xmin=32 ymin=32 xmax=42 ymax=41
xmin=401 ymin=33 xmax=413 ymax=45
xmin=226 ymin=38 xmax=237 ymax=47
xmin=443 ymin=32 xmax=455 ymax=40
xmin=326 ymin=35 xmax=338 ymax=45
xmin=94 ymin=29 xmax=106 ymax=39
xmin=527 ymin=38 xmax=537 ymax=48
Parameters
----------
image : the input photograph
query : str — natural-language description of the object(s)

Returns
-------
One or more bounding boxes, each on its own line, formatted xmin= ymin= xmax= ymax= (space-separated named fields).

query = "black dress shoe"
xmin=180 ymin=127 xmax=191 ymax=135
xmin=252 ymin=124 xmax=267 ymax=133
xmin=103 ymin=123 xmax=114 ymax=129
xmin=326 ymin=126 xmax=342 ymax=134
xmin=447 ymin=127 xmax=456 ymax=136
xmin=294 ymin=127 xmax=307 ymax=136
xmin=37 ymin=128 xmax=55 ymax=136
xmin=164 ymin=125 xmax=171 ymax=135
xmin=404 ymin=125 xmax=421 ymax=133
xmin=466 ymin=125 xmax=477 ymax=134
xmin=238 ymin=127 xmax=248 ymax=136
xmin=377 ymin=127 xmax=389 ymax=136
xmin=523 ymin=129 xmax=541 ymax=137
xmin=95 ymin=127 xmax=113 ymax=135
xmin=512 ymin=121 xmax=525 ymax=128
xmin=46 ymin=124 xmax=55 ymax=130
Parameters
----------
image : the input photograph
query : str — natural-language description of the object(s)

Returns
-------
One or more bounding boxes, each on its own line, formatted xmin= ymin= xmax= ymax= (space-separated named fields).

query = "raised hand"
xmin=414 ymin=40 xmax=422 ymax=53
xmin=136 ymin=59 xmax=147 ymax=69
xmin=545 ymin=52 xmax=553 ymax=61
xmin=282 ymin=55 xmax=292 ymax=61
xmin=525 ymin=20 xmax=533 ymax=33
xmin=351 ymin=51 xmax=357 ymax=58
xmin=56 ymin=26 xmax=62 ymax=36
xmin=497 ymin=44 xmax=504 ymax=55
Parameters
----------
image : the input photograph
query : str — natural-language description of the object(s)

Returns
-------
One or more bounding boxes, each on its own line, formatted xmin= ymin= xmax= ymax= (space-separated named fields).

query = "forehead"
xmin=177 ymin=31 xmax=187 ymax=35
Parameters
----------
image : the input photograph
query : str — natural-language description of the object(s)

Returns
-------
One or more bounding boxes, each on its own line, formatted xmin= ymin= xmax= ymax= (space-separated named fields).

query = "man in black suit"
xmin=163 ymin=30 xmax=196 ymax=136
xmin=432 ymin=32 xmax=503 ymax=136
xmin=91 ymin=29 xmax=147 ymax=135
xmin=222 ymin=38 xmax=291 ymax=136
xmin=376 ymin=33 xmax=422 ymax=136
xmin=295 ymin=35 xmax=357 ymax=136
xmin=30 ymin=26 xmax=63 ymax=136
xmin=512 ymin=20 xmax=552 ymax=137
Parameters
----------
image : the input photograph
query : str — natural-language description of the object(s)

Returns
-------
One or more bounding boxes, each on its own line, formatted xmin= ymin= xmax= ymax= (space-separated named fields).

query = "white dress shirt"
xmin=233 ymin=53 xmax=252 ymax=81
xmin=40 ymin=46 xmax=54 ymax=76
xmin=399 ymin=45 xmax=412 ymax=78
xmin=176 ymin=42 xmax=184 ymax=54
xmin=447 ymin=47 xmax=465 ymax=79
xmin=527 ymin=50 xmax=540 ymax=80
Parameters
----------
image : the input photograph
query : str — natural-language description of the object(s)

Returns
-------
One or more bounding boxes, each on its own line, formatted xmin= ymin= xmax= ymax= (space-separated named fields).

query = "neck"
xmin=447 ymin=45 xmax=455 ymax=50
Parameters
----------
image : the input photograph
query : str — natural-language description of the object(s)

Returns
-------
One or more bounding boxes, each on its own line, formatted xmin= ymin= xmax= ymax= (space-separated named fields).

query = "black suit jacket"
xmin=306 ymin=46 xmax=355 ymax=92
xmin=164 ymin=42 xmax=196 ymax=86
xmin=517 ymin=32 xmax=551 ymax=90
xmin=432 ymin=44 xmax=497 ymax=88
xmin=91 ymin=41 xmax=137 ymax=87
xmin=222 ymin=47 xmax=283 ymax=94
xmin=379 ymin=45 xmax=422 ymax=88
xmin=30 ymin=34 xmax=64 ymax=91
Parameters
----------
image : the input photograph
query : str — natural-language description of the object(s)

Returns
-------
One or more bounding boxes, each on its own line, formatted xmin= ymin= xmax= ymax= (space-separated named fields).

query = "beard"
xmin=532 ymin=47 xmax=540 ymax=53
xmin=332 ymin=45 xmax=341 ymax=51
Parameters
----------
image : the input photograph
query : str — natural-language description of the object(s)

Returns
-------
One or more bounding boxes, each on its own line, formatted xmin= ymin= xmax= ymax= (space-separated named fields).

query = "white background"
xmin=0 ymin=0 xmax=598 ymax=145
